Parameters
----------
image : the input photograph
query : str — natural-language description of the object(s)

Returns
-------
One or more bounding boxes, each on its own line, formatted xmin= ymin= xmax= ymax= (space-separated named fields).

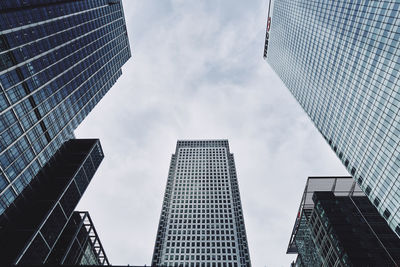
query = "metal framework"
xmin=60 ymin=211 xmax=110 ymax=266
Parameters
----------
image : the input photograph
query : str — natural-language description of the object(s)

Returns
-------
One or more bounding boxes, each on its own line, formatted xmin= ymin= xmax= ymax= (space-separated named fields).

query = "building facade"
xmin=46 ymin=211 xmax=109 ymax=265
xmin=152 ymin=140 xmax=251 ymax=267
xmin=265 ymin=0 xmax=400 ymax=235
xmin=287 ymin=177 xmax=400 ymax=266
xmin=0 ymin=139 xmax=108 ymax=265
xmin=0 ymin=0 xmax=131 ymax=215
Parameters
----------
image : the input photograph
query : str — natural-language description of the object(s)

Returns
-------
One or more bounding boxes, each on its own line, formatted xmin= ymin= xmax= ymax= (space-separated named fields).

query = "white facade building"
xmin=152 ymin=140 xmax=251 ymax=267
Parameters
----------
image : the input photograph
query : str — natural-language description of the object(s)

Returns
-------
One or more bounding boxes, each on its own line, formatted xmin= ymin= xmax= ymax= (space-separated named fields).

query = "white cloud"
xmin=75 ymin=1 xmax=348 ymax=266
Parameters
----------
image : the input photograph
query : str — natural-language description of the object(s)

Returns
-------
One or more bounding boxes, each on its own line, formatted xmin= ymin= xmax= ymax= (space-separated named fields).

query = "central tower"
xmin=152 ymin=140 xmax=251 ymax=267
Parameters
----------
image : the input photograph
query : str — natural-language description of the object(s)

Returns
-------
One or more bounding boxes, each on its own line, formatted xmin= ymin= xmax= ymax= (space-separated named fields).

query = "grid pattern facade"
xmin=0 ymin=0 xmax=131 ymax=215
xmin=267 ymin=0 xmax=400 ymax=235
xmin=308 ymin=197 xmax=348 ymax=267
xmin=293 ymin=213 xmax=321 ymax=267
xmin=152 ymin=140 xmax=251 ymax=267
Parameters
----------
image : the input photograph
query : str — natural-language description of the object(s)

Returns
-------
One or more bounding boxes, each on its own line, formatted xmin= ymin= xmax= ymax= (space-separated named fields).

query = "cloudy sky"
xmin=76 ymin=1 xmax=348 ymax=266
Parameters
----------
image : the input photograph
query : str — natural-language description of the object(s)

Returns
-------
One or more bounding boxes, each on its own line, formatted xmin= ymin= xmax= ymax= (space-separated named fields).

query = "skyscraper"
xmin=152 ymin=140 xmax=251 ymax=267
xmin=287 ymin=177 xmax=400 ymax=266
xmin=265 ymin=1 xmax=400 ymax=235
xmin=0 ymin=0 xmax=131 ymax=214
xmin=0 ymin=139 xmax=107 ymax=265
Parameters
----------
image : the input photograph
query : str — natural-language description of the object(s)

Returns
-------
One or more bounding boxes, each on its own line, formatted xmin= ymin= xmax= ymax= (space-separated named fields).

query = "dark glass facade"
xmin=0 ymin=139 xmax=107 ymax=265
xmin=152 ymin=140 xmax=251 ymax=267
xmin=309 ymin=192 xmax=400 ymax=266
xmin=0 ymin=0 xmax=131 ymax=214
xmin=266 ymin=0 xmax=400 ymax=235
xmin=288 ymin=177 xmax=400 ymax=267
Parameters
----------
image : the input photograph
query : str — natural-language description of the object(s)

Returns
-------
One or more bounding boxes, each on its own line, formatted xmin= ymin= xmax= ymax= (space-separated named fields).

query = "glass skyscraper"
xmin=265 ymin=1 xmax=400 ymax=235
xmin=152 ymin=140 xmax=251 ymax=267
xmin=0 ymin=0 xmax=131 ymax=214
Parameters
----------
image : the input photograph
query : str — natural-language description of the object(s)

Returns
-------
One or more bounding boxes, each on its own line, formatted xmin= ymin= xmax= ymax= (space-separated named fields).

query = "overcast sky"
xmin=75 ymin=1 xmax=348 ymax=266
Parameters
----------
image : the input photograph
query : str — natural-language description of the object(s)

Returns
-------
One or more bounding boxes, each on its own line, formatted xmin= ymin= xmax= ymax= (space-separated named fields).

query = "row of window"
xmin=166 ymin=235 xmax=235 ymax=241
xmin=167 ymin=223 xmax=234 ymax=229
xmin=177 ymin=141 xmax=228 ymax=147
xmin=172 ymin=199 xmax=231 ymax=204
xmin=173 ymin=187 xmax=230 ymax=191
xmin=170 ymin=209 xmax=233 ymax=213
xmin=172 ymin=192 xmax=231 ymax=195
xmin=168 ymin=213 xmax=233 ymax=221
xmin=171 ymin=204 xmax=231 ymax=209
xmin=175 ymin=174 xmax=228 ymax=177
xmin=172 ymin=181 xmax=230 ymax=186
xmin=165 ymin=241 xmax=236 ymax=248
xmin=161 ymin=262 xmax=238 ymax=267
xmin=165 ymin=247 xmax=236 ymax=255
xmin=164 ymin=255 xmax=237 ymax=262
xmin=177 ymin=164 xmax=227 ymax=167
xmin=172 ymin=186 xmax=230 ymax=190
xmin=172 ymin=193 xmax=231 ymax=198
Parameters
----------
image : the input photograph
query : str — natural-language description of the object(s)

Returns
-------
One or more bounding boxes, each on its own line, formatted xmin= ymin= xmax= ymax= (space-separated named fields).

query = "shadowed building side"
xmin=0 ymin=139 xmax=107 ymax=265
